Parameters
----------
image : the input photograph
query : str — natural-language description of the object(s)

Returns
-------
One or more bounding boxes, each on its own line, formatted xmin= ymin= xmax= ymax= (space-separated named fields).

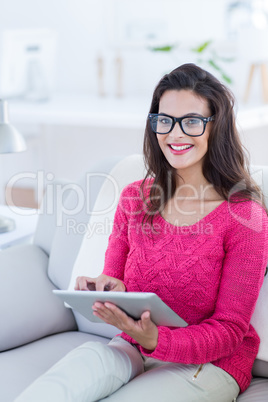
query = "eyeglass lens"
xmin=151 ymin=115 xmax=204 ymax=135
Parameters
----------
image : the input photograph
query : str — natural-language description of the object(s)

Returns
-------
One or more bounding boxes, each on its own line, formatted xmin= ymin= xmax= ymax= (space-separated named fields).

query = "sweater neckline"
xmin=155 ymin=200 xmax=228 ymax=229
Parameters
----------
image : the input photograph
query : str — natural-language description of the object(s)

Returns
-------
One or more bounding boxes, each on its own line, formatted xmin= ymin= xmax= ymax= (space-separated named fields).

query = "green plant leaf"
xmin=208 ymin=60 xmax=232 ymax=83
xmin=208 ymin=59 xmax=221 ymax=71
xmin=221 ymin=73 xmax=232 ymax=84
xmin=149 ymin=45 xmax=175 ymax=52
xmin=191 ymin=40 xmax=212 ymax=53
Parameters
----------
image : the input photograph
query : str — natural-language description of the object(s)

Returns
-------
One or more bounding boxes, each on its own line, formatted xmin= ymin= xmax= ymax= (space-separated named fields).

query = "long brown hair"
xmin=141 ymin=63 xmax=265 ymax=222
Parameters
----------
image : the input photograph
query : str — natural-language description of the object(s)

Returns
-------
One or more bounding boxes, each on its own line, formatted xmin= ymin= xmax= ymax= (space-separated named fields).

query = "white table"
xmin=0 ymin=205 xmax=38 ymax=250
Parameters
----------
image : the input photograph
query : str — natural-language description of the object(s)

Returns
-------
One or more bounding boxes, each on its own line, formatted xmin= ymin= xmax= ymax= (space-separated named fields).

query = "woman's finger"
xmin=74 ymin=276 xmax=95 ymax=290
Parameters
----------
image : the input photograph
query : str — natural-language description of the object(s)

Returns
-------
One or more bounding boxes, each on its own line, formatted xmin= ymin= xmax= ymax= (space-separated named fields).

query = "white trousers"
xmin=15 ymin=336 xmax=240 ymax=402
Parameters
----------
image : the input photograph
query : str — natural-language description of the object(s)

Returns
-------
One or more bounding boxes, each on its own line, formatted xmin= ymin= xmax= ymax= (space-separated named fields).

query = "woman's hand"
xmin=92 ymin=302 xmax=159 ymax=351
xmin=75 ymin=274 xmax=158 ymax=350
xmin=74 ymin=274 xmax=126 ymax=292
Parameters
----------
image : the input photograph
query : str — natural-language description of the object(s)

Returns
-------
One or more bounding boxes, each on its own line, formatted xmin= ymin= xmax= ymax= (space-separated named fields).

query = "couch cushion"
xmin=0 ymin=331 xmax=109 ymax=402
xmin=0 ymin=244 xmax=77 ymax=351
xmin=67 ymin=154 xmax=145 ymax=337
xmin=237 ymin=378 xmax=268 ymax=401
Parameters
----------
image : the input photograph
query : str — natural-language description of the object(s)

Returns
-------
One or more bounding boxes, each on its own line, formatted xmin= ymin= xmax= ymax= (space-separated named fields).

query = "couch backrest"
xmin=45 ymin=154 xmax=145 ymax=290
xmin=251 ymin=165 xmax=268 ymax=208
xmin=65 ymin=154 xmax=146 ymax=338
xmin=33 ymin=179 xmax=71 ymax=256
xmin=249 ymin=166 xmax=268 ymax=371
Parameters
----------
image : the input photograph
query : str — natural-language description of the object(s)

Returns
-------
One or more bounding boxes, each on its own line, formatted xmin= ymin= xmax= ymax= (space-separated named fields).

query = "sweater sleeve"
xmin=139 ymin=201 xmax=268 ymax=364
xmin=102 ymin=186 xmax=131 ymax=281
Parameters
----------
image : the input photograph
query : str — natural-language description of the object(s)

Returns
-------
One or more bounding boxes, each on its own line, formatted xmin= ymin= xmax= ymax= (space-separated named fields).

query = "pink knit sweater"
xmin=102 ymin=180 xmax=268 ymax=393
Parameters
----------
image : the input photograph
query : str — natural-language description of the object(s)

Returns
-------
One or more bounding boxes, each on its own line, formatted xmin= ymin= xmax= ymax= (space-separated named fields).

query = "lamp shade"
xmin=0 ymin=99 xmax=27 ymax=153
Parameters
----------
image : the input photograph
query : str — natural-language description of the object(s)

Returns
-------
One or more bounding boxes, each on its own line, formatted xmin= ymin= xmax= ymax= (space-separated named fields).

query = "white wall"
xmin=0 ymin=0 xmax=239 ymax=98
xmin=1 ymin=0 xmax=268 ymax=102
xmin=0 ymin=0 xmax=267 ymax=207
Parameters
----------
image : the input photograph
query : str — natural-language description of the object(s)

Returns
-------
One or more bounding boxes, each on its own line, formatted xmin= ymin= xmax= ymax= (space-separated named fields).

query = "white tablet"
xmin=53 ymin=290 xmax=188 ymax=327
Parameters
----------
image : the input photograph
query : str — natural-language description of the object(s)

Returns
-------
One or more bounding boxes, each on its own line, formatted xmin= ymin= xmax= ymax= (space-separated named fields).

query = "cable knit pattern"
xmin=102 ymin=180 xmax=268 ymax=393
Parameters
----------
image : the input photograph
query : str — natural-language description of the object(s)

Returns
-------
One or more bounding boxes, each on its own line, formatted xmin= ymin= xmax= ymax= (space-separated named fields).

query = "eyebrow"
xmin=159 ymin=112 xmax=204 ymax=118
xmin=183 ymin=112 xmax=204 ymax=117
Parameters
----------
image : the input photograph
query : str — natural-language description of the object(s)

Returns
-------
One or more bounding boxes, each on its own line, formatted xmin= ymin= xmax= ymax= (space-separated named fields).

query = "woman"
xmin=16 ymin=64 xmax=268 ymax=402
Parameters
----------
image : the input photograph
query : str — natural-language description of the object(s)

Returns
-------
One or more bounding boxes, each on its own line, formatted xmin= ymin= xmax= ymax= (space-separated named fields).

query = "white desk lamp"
xmin=0 ymin=99 xmax=27 ymax=233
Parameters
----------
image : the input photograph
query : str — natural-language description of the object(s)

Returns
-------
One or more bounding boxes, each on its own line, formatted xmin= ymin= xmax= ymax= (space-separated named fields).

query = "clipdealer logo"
xmin=5 ymin=171 xmax=121 ymax=227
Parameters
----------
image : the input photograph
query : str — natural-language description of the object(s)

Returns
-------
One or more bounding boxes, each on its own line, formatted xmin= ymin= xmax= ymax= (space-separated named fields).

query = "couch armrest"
xmin=0 ymin=244 xmax=77 ymax=351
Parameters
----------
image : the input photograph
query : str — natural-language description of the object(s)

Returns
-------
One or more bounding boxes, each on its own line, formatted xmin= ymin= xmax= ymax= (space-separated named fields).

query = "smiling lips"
xmin=168 ymin=143 xmax=194 ymax=154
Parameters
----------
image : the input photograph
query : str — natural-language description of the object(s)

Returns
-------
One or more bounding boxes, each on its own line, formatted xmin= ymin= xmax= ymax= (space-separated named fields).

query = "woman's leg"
xmin=102 ymin=359 xmax=240 ymax=402
xmin=15 ymin=337 xmax=144 ymax=402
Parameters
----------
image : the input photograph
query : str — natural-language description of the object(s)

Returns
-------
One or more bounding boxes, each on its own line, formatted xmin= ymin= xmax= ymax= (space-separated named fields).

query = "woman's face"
xmin=157 ymin=89 xmax=212 ymax=173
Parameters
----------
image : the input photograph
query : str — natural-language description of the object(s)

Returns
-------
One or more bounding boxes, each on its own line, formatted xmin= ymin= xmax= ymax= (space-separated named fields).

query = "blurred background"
xmin=0 ymin=0 xmax=268 ymax=208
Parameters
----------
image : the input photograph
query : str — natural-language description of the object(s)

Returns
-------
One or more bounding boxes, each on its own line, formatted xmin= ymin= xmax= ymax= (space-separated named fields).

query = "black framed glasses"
xmin=148 ymin=113 xmax=215 ymax=136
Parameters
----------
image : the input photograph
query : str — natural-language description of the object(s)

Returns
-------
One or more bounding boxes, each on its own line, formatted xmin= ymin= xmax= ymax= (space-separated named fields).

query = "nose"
xmin=169 ymin=122 xmax=187 ymax=138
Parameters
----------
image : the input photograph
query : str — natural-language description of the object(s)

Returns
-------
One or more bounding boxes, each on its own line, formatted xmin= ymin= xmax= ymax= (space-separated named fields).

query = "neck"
xmin=175 ymin=166 xmax=213 ymax=200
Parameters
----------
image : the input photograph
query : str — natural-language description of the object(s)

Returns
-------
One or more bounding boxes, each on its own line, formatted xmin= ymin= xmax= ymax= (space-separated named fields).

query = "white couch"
xmin=0 ymin=154 xmax=267 ymax=401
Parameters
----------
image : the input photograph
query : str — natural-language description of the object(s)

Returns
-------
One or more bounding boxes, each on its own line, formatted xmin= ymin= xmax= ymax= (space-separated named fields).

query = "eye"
xmin=183 ymin=117 xmax=201 ymax=126
xmin=158 ymin=117 xmax=172 ymax=125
